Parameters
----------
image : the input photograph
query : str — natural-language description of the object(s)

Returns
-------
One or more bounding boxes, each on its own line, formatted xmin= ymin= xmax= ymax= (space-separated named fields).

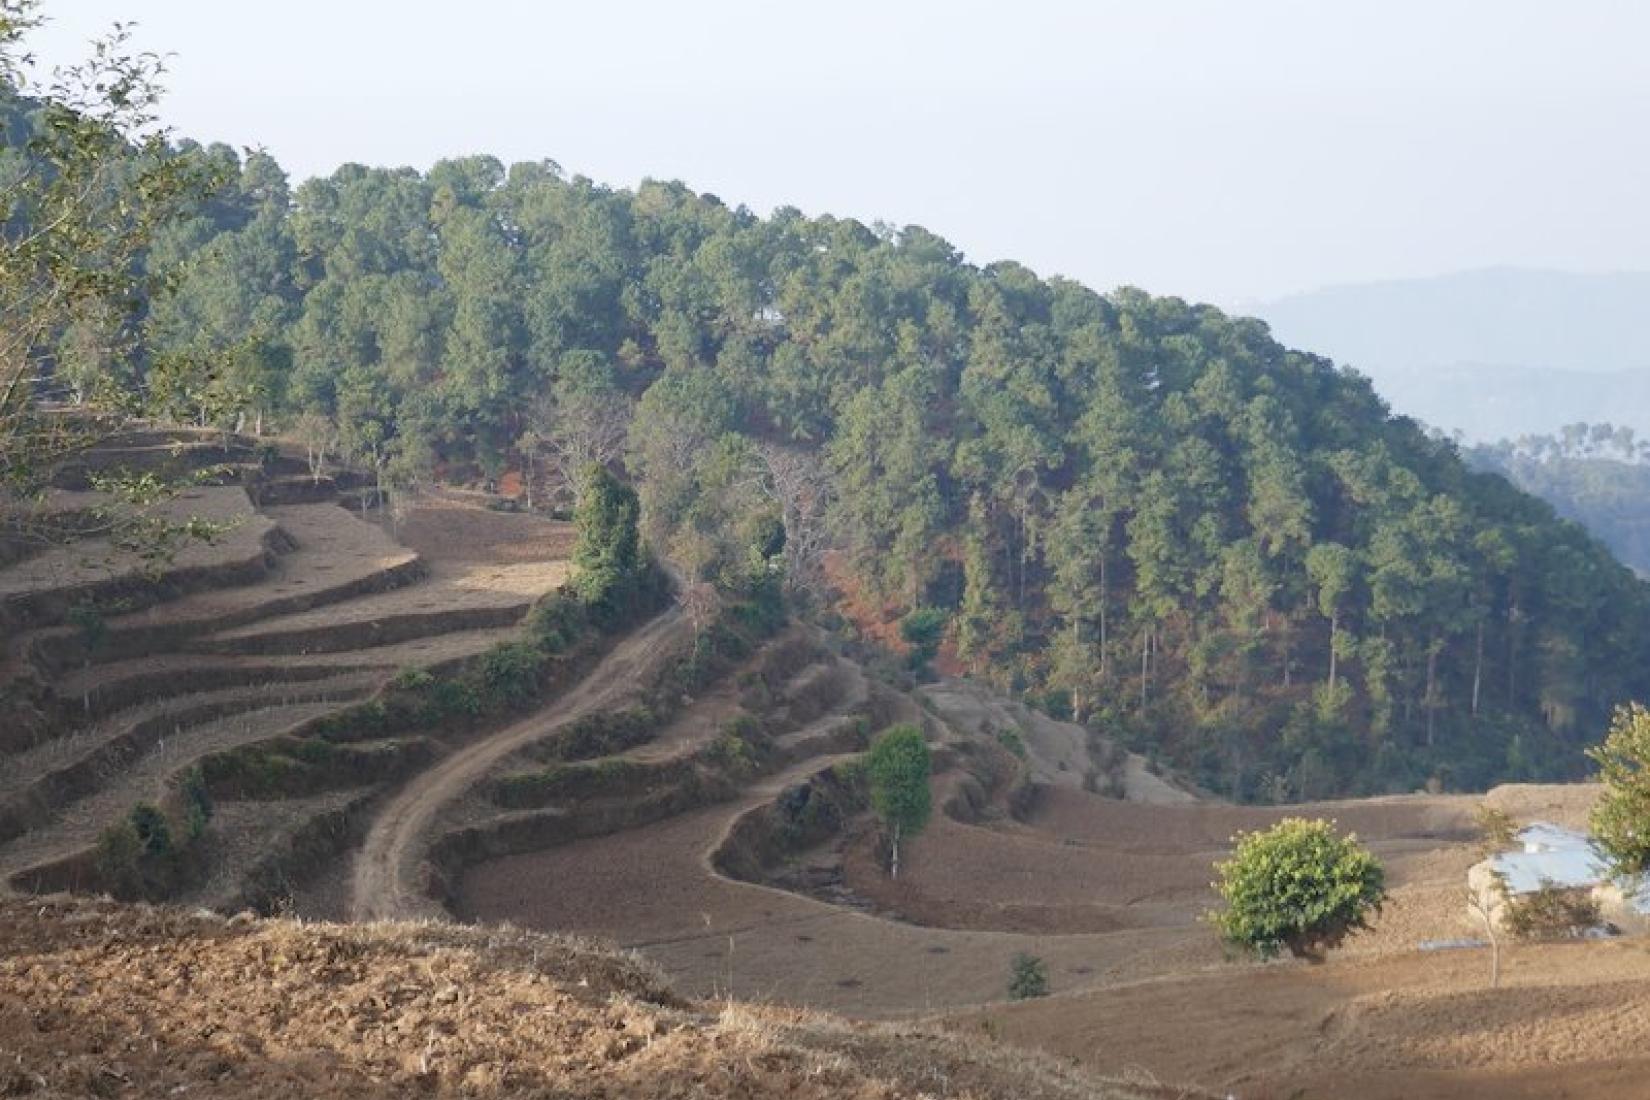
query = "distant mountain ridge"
xmin=1257 ymin=267 xmax=1650 ymax=375
xmin=1253 ymin=269 xmax=1650 ymax=442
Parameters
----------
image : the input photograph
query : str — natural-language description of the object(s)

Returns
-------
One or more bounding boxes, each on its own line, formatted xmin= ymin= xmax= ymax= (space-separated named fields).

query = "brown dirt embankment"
xmin=0 ymin=897 xmax=1190 ymax=1100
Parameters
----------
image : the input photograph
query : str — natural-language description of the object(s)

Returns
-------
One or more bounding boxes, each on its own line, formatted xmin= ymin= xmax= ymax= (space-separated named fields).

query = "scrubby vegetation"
xmin=1211 ymin=817 xmax=1386 ymax=960
xmin=1502 ymin=882 xmax=1603 ymax=941
xmin=1474 ymin=802 xmax=1520 ymax=854
xmin=93 ymin=769 xmax=214 ymax=900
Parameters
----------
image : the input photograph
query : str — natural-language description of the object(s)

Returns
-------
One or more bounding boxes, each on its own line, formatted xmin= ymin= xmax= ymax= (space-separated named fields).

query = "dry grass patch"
xmin=0 ymin=898 xmax=1179 ymax=1099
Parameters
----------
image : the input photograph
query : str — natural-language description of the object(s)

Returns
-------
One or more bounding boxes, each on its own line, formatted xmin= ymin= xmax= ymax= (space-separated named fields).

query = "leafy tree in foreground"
xmin=1588 ymin=702 xmax=1650 ymax=877
xmin=1212 ymin=817 xmax=1386 ymax=960
xmin=866 ymin=724 xmax=931 ymax=880
xmin=0 ymin=1 xmax=212 ymax=531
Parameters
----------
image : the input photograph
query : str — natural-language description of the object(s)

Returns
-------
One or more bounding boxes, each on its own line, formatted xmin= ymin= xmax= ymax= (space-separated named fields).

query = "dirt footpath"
xmin=349 ymin=601 xmax=689 ymax=921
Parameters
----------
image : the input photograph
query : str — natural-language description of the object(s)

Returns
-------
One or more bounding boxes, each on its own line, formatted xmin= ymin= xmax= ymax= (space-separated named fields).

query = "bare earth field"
xmin=457 ymin=677 xmax=1634 ymax=1099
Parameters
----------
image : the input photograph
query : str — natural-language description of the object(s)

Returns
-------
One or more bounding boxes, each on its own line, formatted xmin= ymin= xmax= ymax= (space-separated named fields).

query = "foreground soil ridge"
xmin=0 ymin=896 xmax=1189 ymax=1100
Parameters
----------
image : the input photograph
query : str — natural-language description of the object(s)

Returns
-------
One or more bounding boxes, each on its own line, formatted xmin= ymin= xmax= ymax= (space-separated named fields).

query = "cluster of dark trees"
xmin=1467 ymin=424 xmax=1650 ymax=578
xmin=21 ymin=102 xmax=1650 ymax=799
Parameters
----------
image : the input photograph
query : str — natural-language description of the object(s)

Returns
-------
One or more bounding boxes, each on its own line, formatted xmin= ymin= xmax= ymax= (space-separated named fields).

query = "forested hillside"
xmin=31 ymin=125 xmax=1650 ymax=800
xmin=1468 ymin=424 xmax=1650 ymax=577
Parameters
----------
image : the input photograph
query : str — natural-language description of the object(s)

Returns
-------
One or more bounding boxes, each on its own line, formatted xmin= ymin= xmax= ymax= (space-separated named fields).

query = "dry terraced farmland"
xmin=5 ymin=432 xmax=1649 ymax=1100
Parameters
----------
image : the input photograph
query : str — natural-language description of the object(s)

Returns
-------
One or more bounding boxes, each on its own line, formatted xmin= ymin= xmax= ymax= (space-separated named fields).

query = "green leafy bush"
xmin=1589 ymin=702 xmax=1650 ymax=877
xmin=390 ymin=667 xmax=434 ymax=693
xmin=1008 ymin=953 xmax=1049 ymax=999
xmin=480 ymin=641 xmax=546 ymax=705
xmin=1211 ymin=817 xmax=1386 ymax=960
xmin=128 ymin=802 xmax=173 ymax=857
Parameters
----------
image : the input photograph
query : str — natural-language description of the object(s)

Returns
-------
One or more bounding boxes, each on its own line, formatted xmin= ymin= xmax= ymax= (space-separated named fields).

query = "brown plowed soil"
xmin=87 ymin=500 xmax=419 ymax=634
xmin=0 ymin=897 xmax=1180 ymax=1100
xmin=198 ymin=500 xmax=570 ymax=653
xmin=58 ymin=626 xmax=521 ymax=711
xmin=459 ymin=750 xmax=1201 ymax=1017
xmin=0 ymin=487 xmax=268 ymax=604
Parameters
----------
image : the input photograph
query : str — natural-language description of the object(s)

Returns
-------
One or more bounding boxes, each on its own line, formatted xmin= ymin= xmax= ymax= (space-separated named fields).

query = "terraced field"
xmin=0 ymin=434 xmax=576 ymax=909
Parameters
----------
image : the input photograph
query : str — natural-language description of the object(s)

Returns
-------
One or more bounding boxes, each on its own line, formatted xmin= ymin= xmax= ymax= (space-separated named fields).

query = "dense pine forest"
xmin=1468 ymin=424 xmax=1650 ymax=578
xmin=16 ymin=102 xmax=1650 ymax=799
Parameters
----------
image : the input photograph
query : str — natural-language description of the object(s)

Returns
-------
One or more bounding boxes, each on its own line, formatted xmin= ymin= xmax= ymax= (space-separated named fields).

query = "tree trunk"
xmin=1327 ymin=610 xmax=1338 ymax=690
xmin=1472 ymin=621 xmax=1484 ymax=718
xmin=1098 ymin=554 xmax=1109 ymax=677
xmin=889 ymin=823 xmax=901 ymax=880
xmin=1281 ymin=617 xmax=1292 ymax=688
xmin=1425 ymin=640 xmax=1440 ymax=748
xmin=1472 ymin=898 xmax=1501 ymax=990
xmin=1140 ymin=629 xmax=1150 ymax=709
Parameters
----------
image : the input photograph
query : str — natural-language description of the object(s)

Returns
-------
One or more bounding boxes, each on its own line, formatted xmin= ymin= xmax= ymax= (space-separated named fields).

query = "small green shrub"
xmin=709 ymin=718 xmax=762 ymax=774
xmin=128 ymin=803 xmax=173 ymax=858
xmin=180 ymin=766 xmax=214 ymax=840
xmin=1008 ymin=952 xmax=1049 ymax=999
xmin=994 ymin=726 xmax=1028 ymax=761
xmin=831 ymin=757 xmax=868 ymax=790
xmin=427 ymin=678 xmax=483 ymax=721
xmin=1503 ymin=882 xmax=1602 ymax=940
xmin=558 ymin=707 xmax=655 ymax=761
xmin=526 ymin=589 xmax=586 ymax=653
xmin=899 ymin=607 xmax=948 ymax=670
xmin=1474 ymin=803 xmax=1519 ymax=854
xmin=480 ymin=641 xmax=546 ymax=705
xmin=95 ymin=819 xmax=144 ymax=896
xmin=1211 ymin=817 xmax=1386 ymax=960
xmin=390 ymin=667 xmax=434 ymax=693
xmin=1003 ymin=956 xmax=1042 ymax=1009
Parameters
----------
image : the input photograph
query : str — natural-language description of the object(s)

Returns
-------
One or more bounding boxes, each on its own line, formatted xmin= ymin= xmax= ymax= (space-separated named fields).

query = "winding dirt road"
xmin=349 ymin=600 xmax=689 ymax=921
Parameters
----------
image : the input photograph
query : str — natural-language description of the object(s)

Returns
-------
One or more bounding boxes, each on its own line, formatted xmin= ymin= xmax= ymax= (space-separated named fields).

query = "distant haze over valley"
xmin=1256 ymin=268 xmax=1650 ymax=441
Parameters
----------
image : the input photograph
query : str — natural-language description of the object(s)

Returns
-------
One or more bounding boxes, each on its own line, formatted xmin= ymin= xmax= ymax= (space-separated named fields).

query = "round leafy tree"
xmin=1212 ymin=817 xmax=1386 ymax=960
xmin=1589 ymin=702 xmax=1650 ymax=877
xmin=867 ymin=724 xmax=931 ymax=879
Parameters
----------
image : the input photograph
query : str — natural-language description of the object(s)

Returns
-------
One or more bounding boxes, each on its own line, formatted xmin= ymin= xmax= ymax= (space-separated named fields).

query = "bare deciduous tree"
xmin=752 ymin=442 xmax=833 ymax=597
xmin=518 ymin=389 xmax=634 ymax=509
xmin=292 ymin=411 xmax=338 ymax=485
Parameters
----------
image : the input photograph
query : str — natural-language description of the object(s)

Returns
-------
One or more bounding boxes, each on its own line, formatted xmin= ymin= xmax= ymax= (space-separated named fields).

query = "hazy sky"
xmin=28 ymin=1 xmax=1650 ymax=308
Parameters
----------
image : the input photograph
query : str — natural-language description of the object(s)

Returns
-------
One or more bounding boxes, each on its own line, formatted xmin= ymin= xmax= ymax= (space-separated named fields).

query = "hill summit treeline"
xmin=38 ymin=133 xmax=1650 ymax=798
